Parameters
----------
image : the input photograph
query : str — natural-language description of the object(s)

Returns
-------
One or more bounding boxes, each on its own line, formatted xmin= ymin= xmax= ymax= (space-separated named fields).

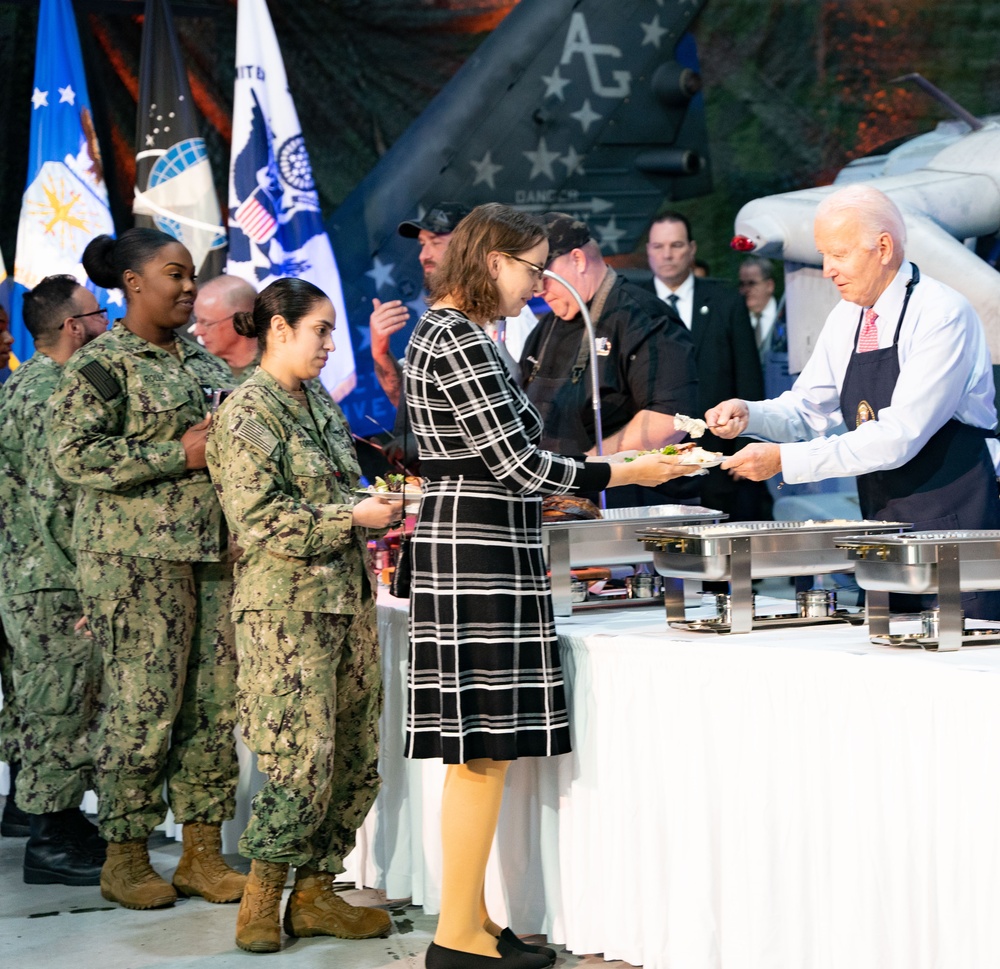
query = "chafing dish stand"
xmin=837 ymin=530 xmax=1000 ymax=650
xmin=640 ymin=520 xmax=910 ymax=634
xmin=545 ymin=504 xmax=725 ymax=617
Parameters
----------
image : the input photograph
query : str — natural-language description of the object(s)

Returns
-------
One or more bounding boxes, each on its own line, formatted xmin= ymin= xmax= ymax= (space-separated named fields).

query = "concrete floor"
xmin=0 ymin=816 xmax=619 ymax=969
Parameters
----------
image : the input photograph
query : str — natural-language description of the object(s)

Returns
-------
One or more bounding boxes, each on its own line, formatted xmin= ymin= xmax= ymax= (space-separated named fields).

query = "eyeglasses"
xmin=737 ymin=279 xmax=763 ymax=290
xmin=191 ymin=314 xmax=234 ymax=331
xmin=504 ymin=253 xmax=546 ymax=284
xmin=60 ymin=307 xmax=108 ymax=329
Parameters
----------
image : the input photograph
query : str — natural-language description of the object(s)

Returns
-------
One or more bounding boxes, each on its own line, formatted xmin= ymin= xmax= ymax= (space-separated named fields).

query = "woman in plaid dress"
xmin=403 ymin=204 xmax=695 ymax=969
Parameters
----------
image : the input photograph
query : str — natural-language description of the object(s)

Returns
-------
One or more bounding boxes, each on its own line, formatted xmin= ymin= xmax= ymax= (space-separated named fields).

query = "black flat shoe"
xmin=499 ymin=928 xmax=557 ymax=966
xmin=425 ymin=940 xmax=551 ymax=969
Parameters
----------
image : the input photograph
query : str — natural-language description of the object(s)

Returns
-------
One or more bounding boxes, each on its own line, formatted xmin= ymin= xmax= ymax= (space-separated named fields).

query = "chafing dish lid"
xmin=837 ymin=529 xmax=1000 ymax=547
xmin=638 ymin=519 xmax=910 ymax=542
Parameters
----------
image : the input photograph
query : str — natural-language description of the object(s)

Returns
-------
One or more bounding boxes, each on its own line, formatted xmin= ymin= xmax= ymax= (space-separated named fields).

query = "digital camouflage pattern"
xmin=235 ymin=605 xmax=381 ymax=871
xmin=205 ymin=368 xmax=371 ymax=615
xmin=206 ymin=367 xmax=381 ymax=868
xmin=47 ymin=322 xmax=233 ymax=563
xmin=0 ymin=617 xmax=18 ymax=765
xmin=0 ymin=353 xmax=78 ymax=594
xmin=0 ymin=589 xmax=100 ymax=813
xmin=77 ymin=552 xmax=238 ymax=842
xmin=0 ymin=352 xmax=101 ymax=809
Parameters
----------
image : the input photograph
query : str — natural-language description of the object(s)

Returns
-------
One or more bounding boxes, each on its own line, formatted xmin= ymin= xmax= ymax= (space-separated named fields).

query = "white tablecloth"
xmin=349 ymin=593 xmax=1000 ymax=969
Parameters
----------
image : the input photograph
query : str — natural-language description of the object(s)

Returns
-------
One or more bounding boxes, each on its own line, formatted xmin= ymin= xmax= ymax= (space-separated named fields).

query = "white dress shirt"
xmin=653 ymin=272 xmax=695 ymax=329
xmin=752 ymin=296 xmax=778 ymax=352
xmin=745 ymin=262 xmax=997 ymax=484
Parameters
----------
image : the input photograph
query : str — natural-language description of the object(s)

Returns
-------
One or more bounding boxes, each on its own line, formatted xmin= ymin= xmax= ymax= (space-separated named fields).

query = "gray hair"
xmin=815 ymin=184 xmax=906 ymax=250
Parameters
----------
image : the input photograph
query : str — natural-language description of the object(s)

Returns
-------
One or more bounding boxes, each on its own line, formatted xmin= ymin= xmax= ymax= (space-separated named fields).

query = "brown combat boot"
xmin=172 ymin=822 xmax=247 ymax=903
xmin=283 ymin=867 xmax=391 ymax=939
xmin=101 ymin=839 xmax=178 ymax=910
xmin=235 ymin=859 xmax=289 ymax=953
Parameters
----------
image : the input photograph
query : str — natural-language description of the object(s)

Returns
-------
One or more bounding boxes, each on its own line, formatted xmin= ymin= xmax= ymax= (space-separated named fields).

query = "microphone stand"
xmin=541 ymin=268 xmax=606 ymax=509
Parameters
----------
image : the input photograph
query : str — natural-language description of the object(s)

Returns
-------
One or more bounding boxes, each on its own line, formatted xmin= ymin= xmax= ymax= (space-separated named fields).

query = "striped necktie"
xmin=857 ymin=308 xmax=879 ymax=352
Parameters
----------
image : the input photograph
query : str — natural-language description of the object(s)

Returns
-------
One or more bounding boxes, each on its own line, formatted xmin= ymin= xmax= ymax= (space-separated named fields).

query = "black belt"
xmin=419 ymin=457 xmax=496 ymax=480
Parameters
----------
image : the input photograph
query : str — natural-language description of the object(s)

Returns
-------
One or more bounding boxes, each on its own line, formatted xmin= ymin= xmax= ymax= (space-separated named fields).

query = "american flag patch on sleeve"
xmin=79 ymin=360 xmax=121 ymax=401
xmin=234 ymin=416 xmax=279 ymax=457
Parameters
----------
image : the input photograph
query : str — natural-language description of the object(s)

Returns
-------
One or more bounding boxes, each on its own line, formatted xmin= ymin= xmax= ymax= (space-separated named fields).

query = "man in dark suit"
xmin=644 ymin=212 xmax=772 ymax=519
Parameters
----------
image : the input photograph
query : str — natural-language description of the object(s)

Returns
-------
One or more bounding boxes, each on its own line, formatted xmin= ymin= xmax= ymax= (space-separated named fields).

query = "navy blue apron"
xmin=839 ymin=265 xmax=1000 ymax=619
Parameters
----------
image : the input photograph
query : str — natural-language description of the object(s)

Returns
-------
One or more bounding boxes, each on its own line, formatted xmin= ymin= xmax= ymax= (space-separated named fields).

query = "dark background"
xmin=1 ymin=0 xmax=998 ymax=281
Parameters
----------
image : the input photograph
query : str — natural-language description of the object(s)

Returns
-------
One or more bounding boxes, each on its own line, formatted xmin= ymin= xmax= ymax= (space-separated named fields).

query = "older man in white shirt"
xmin=709 ymin=183 xmax=1000 ymax=618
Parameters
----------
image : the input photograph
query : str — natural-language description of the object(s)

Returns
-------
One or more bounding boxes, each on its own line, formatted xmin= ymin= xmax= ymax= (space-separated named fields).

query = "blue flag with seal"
xmin=11 ymin=0 xmax=116 ymax=366
xmin=228 ymin=0 xmax=356 ymax=400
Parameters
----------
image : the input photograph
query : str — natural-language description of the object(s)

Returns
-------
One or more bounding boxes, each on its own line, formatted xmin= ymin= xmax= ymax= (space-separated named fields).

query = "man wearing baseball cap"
xmin=519 ymin=212 xmax=698 ymax=503
xmin=369 ymin=203 xmax=470 ymax=408
xmin=369 ymin=202 xmax=538 ymax=407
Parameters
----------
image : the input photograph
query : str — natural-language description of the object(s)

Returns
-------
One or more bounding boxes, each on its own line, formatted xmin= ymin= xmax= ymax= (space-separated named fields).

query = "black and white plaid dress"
xmin=403 ymin=308 xmax=610 ymax=763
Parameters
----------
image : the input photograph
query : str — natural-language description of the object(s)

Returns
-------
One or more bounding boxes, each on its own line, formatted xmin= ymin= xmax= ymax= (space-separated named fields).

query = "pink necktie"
xmin=857 ymin=308 xmax=879 ymax=352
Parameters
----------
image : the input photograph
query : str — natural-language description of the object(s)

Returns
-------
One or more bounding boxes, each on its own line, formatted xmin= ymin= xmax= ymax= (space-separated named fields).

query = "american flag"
xmin=234 ymin=187 xmax=277 ymax=244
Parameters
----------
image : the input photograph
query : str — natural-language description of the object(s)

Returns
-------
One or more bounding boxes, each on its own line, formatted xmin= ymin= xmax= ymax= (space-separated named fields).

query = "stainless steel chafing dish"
xmin=638 ymin=520 xmax=910 ymax=633
xmin=836 ymin=530 xmax=1000 ymax=650
xmin=544 ymin=504 xmax=725 ymax=616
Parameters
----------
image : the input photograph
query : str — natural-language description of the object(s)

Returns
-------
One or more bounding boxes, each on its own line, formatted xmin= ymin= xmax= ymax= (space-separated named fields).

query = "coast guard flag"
xmin=11 ymin=0 xmax=115 ymax=365
xmin=134 ymin=0 xmax=226 ymax=280
xmin=228 ymin=0 xmax=356 ymax=399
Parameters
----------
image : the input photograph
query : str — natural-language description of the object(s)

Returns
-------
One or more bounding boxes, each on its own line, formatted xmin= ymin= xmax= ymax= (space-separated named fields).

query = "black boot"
xmin=24 ymin=812 xmax=103 ymax=886
xmin=1 ymin=764 xmax=30 ymax=838
xmin=58 ymin=808 xmax=107 ymax=863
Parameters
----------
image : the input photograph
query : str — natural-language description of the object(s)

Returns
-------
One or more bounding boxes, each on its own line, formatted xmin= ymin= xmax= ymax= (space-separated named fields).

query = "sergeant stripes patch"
xmin=235 ymin=416 xmax=279 ymax=456
xmin=79 ymin=360 xmax=121 ymax=401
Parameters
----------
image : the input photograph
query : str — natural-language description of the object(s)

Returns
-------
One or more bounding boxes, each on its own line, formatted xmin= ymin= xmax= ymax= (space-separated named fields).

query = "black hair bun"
xmin=81 ymin=235 xmax=119 ymax=290
xmin=232 ymin=310 xmax=257 ymax=338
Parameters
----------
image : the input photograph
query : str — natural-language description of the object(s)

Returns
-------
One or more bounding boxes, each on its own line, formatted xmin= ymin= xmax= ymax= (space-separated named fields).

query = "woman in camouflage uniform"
xmin=48 ymin=229 xmax=245 ymax=910
xmin=205 ymin=278 xmax=397 ymax=953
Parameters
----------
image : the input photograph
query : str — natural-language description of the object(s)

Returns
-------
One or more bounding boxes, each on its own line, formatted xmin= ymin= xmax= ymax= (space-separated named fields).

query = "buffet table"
xmin=346 ymin=592 xmax=1000 ymax=969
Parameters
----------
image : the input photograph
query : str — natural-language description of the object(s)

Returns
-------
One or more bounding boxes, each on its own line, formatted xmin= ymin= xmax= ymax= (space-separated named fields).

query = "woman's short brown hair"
xmin=428 ymin=203 xmax=546 ymax=323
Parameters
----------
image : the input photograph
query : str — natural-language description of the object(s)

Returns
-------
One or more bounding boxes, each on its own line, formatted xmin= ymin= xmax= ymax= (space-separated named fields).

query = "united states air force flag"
xmin=228 ymin=0 xmax=356 ymax=400
xmin=11 ymin=0 xmax=115 ymax=365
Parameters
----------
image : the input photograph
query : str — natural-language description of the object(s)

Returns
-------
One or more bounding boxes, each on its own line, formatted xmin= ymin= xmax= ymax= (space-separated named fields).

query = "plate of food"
xmin=356 ymin=474 xmax=424 ymax=514
xmin=617 ymin=442 xmax=724 ymax=476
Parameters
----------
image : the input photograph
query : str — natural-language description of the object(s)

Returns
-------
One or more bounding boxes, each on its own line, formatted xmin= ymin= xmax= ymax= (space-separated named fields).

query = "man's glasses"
xmin=60 ymin=307 xmax=108 ymax=329
xmin=191 ymin=314 xmax=234 ymax=331
xmin=504 ymin=253 xmax=546 ymax=284
xmin=737 ymin=279 xmax=763 ymax=290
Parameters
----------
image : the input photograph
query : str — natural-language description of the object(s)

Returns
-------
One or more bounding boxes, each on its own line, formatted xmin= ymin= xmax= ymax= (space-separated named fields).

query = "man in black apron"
xmin=707 ymin=184 xmax=1000 ymax=619
xmin=519 ymin=213 xmax=700 ymax=506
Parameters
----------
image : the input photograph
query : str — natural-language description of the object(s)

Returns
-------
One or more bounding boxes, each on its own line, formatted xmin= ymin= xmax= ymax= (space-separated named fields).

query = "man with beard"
xmin=0 ymin=276 xmax=109 ymax=884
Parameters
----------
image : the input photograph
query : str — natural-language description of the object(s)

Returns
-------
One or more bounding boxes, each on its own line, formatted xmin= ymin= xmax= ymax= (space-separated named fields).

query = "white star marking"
xmin=365 ymin=257 xmax=397 ymax=292
xmin=559 ymin=145 xmax=586 ymax=177
xmin=641 ymin=16 xmax=668 ymax=49
xmin=595 ymin=216 xmax=627 ymax=253
xmin=145 ymin=134 xmax=155 ymax=147
xmin=31 ymin=88 xmax=49 ymax=109
xmin=541 ymin=66 xmax=571 ymax=101
xmin=570 ymin=100 xmax=602 ymax=134
xmin=523 ymin=137 xmax=561 ymax=181
xmin=470 ymin=151 xmax=503 ymax=189
xmin=58 ymin=85 xmax=76 ymax=105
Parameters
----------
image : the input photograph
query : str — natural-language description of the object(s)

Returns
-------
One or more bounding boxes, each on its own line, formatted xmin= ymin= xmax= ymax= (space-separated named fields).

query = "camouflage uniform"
xmin=0 ymin=353 xmax=101 ymax=813
xmin=0 ymin=616 xmax=17 ymax=766
xmin=47 ymin=322 xmax=239 ymax=843
xmin=205 ymin=368 xmax=381 ymax=872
